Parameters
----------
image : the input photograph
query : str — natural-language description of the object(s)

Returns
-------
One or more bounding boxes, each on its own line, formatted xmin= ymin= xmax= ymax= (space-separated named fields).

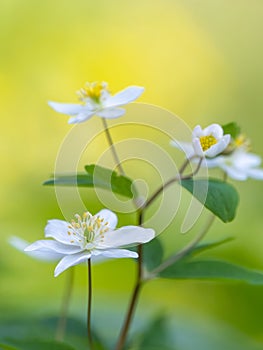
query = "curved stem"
xmin=87 ymin=259 xmax=93 ymax=350
xmin=115 ymin=244 xmax=143 ymax=350
xmin=150 ymin=214 xmax=215 ymax=277
xmin=55 ymin=268 xmax=75 ymax=341
xmin=102 ymin=118 xmax=125 ymax=176
xmin=140 ymin=157 xmax=202 ymax=215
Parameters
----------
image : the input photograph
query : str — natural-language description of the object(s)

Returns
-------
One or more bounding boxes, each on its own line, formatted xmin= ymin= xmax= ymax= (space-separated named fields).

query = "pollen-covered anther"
xmin=78 ymin=82 xmax=106 ymax=102
xmin=199 ymin=135 xmax=217 ymax=151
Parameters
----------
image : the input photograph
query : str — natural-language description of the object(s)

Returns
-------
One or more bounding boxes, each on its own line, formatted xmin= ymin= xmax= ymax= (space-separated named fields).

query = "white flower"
xmin=205 ymin=148 xmax=263 ymax=181
xmin=25 ymin=209 xmax=155 ymax=277
xmin=192 ymin=124 xmax=230 ymax=158
xmin=48 ymin=82 xmax=144 ymax=124
xmin=171 ymin=123 xmax=230 ymax=159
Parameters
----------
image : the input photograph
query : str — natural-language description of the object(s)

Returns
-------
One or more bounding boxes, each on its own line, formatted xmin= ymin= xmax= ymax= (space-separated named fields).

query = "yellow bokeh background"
xmin=1 ymin=0 xmax=263 ymax=347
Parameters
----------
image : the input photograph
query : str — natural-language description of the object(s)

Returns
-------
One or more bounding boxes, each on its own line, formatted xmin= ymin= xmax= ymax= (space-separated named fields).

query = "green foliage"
xmin=159 ymin=259 xmax=263 ymax=284
xmin=0 ymin=343 xmax=18 ymax=350
xmin=187 ymin=237 xmax=235 ymax=258
xmin=181 ymin=178 xmax=239 ymax=222
xmin=0 ymin=339 xmax=76 ymax=350
xmin=133 ymin=315 xmax=175 ymax=350
xmin=222 ymin=122 xmax=241 ymax=139
xmin=43 ymin=164 xmax=135 ymax=198
xmin=143 ymin=237 xmax=164 ymax=272
xmin=0 ymin=317 xmax=107 ymax=350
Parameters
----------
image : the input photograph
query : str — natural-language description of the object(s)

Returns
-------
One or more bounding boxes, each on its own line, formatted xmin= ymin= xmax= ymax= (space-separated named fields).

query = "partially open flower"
xmin=171 ymin=123 xmax=230 ymax=159
xmin=48 ymin=82 xmax=144 ymax=124
xmin=192 ymin=124 xmax=231 ymax=158
xmin=25 ymin=209 xmax=155 ymax=277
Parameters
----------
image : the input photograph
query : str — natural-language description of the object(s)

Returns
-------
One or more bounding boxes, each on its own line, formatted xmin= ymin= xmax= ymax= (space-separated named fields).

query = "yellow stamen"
xmin=199 ymin=135 xmax=217 ymax=151
xmin=79 ymin=82 xmax=106 ymax=102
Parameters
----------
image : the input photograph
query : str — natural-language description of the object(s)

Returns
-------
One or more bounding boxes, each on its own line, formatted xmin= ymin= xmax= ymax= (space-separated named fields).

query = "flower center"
xmin=199 ymin=135 xmax=217 ymax=151
xmin=78 ymin=82 xmax=107 ymax=103
xmin=67 ymin=212 xmax=110 ymax=249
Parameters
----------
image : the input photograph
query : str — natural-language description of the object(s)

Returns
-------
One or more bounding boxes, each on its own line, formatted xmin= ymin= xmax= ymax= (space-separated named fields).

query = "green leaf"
xmin=0 ymin=339 xmax=76 ymax=350
xmin=135 ymin=315 xmax=175 ymax=350
xmin=159 ymin=259 xmax=263 ymax=284
xmin=43 ymin=164 xmax=135 ymax=199
xmin=187 ymin=237 xmax=234 ymax=258
xmin=143 ymin=238 xmax=164 ymax=272
xmin=180 ymin=178 xmax=239 ymax=222
xmin=222 ymin=122 xmax=241 ymax=139
xmin=0 ymin=343 xmax=18 ymax=350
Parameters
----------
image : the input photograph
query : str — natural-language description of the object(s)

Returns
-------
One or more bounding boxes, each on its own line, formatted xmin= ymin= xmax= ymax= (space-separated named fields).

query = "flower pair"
xmin=171 ymin=123 xmax=263 ymax=181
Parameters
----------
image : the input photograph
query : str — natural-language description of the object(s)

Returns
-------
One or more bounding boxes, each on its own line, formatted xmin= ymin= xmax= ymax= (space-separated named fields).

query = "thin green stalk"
xmin=55 ymin=267 xmax=74 ymax=341
xmin=115 ymin=157 xmax=203 ymax=350
xmin=102 ymin=118 xmax=125 ymax=176
xmin=115 ymin=244 xmax=143 ymax=350
xmin=87 ymin=259 xmax=93 ymax=350
xmin=140 ymin=157 xmax=203 ymax=215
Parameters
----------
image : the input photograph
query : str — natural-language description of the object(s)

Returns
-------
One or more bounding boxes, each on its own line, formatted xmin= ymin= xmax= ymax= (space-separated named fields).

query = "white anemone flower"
xmin=205 ymin=148 xmax=263 ymax=181
xmin=192 ymin=124 xmax=230 ymax=158
xmin=171 ymin=123 xmax=230 ymax=159
xmin=25 ymin=209 xmax=155 ymax=277
xmin=48 ymin=82 xmax=144 ymax=124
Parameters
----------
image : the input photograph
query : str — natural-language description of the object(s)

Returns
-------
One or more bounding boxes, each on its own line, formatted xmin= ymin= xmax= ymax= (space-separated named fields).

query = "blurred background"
xmin=1 ymin=0 xmax=263 ymax=349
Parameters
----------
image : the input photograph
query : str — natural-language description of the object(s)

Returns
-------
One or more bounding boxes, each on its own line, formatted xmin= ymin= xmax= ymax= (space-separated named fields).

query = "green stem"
xmin=87 ymin=259 xmax=93 ymax=350
xmin=55 ymin=267 xmax=74 ymax=341
xmin=102 ymin=118 xmax=125 ymax=176
xmin=140 ymin=157 xmax=202 ymax=216
xmin=150 ymin=213 xmax=215 ymax=277
xmin=115 ymin=157 xmax=203 ymax=350
xmin=115 ymin=244 xmax=143 ymax=350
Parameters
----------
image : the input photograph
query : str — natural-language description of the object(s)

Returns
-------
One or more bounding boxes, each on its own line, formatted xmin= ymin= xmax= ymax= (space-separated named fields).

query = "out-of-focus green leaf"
xmin=181 ymin=178 xmax=239 ymax=222
xmin=43 ymin=164 xmax=135 ymax=198
xmin=187 ymin=237 xmax=234 ymax=258
xmin=222 ymin=122 xmax=241 ymax=139
xmin=159 ymin=259 xmax=263 ymax=284
xmin=143 ymin=237 xmax=164 ymax=272
xmin=0 ymin=317 xmax=107 ymax=350
xmin=0 ymin=343 xmax=18 ymax=350
xmin=134 ymin=315 xmax=175 ymax=350
xmin=0 ymin=339 xmax=76 ymax=350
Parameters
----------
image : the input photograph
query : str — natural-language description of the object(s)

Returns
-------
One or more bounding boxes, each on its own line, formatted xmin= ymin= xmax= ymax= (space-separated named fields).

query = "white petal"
xmin=45 ymin=219 xmax=79 ymax=246
xmin=68 ymin=111 xmax=95 ymax=124
xmin=235 ymin=151 xmax=262 ymax=168
xmin=221 ymin=164 xmax=248 ymax=180
xmin=192 ymin=125 xmax=203 ymax=138
xmin=246 ymin=168 xmax=263 ymax=180
xmin=9 ymin=236 xmax=29 ymax=251
xmin=97 ymin=108 xmax=126 ymax=119
xmin=205 ymin=135 xmax=230 ymax=158
xmin=192 ymin=138 xmax=204 ymax=157
xmin=48 ymin=101 xmax=87 ymax=116
xmin=104 ymin=86 xmax=144 ymax=108
xmin=54 ymin=252 xmax=91 ymax=277
xmin=25 ymin=239 xmax=82 ymax=254
xmin=96 ymin=209 xmax=118 ymax=230
xmin=203 ymin=124 xmax=223 ymax=139
xmin=98 ymin=226 xmax=155 ymax=248
xmin=9 ymin=236 xmax=62 ymax=262
xmin=203 ymin=157 xmax=222 ymax=168
xmin=96 ymin=248 xmax=138 ymax=259
xmin=170 ymin=140 xmax=195 ymax=158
